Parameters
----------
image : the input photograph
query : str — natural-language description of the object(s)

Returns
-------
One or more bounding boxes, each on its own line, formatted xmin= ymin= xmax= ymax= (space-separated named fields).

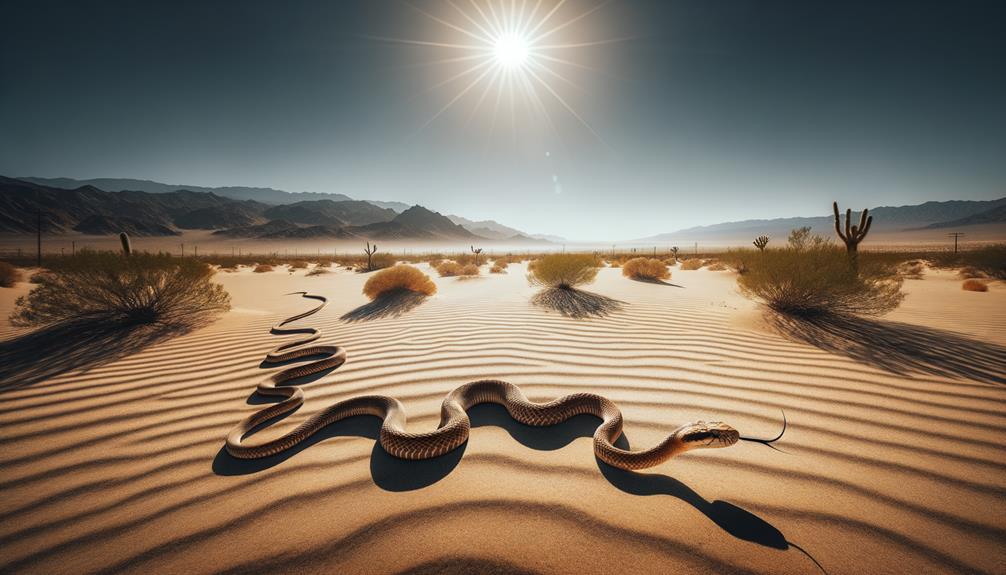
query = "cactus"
xmin=833 ymin=201 xmax=872 ymax=265
xmin=753 ymin=235 xmax=769 ymax=252
xmin=670 ymin=246 xmax=679 ymax=263
xmin=119 ymin=232 xmax=132 ymax=256
xmin=364 ymin=242 xmax=378 ymax=271
xmin=470 ymin=245 xmax=483 ymax=266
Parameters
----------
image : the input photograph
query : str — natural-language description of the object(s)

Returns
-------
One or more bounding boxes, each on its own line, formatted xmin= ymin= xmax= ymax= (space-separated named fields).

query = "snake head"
xmin=680 ymin=421 xmax=740 ymax=450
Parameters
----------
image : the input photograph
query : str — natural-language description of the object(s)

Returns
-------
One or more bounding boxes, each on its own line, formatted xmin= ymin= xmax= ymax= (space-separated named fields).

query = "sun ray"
xmin=466 ymin=65 xmax=502 ymax=125
xmin=535 ymin=36 xmax=640 ymax=50
xmin=525 ymin=65 xmax=608 ymax=146
xmin=524 ymin=0 xmax=568 ymax=40
xmin=359 ymin=34 xmax=490 ymax=52
xmin=404 ymin=2 xmax=493 ymax=45
xmin=529 ymin=0 xmax=613 ymax=45
xmin=467 ymin=0 xmax=503 ymax=38
xmin=448 ymin=0 xmax=497 ymax=42
xmin=417 ymin=62 xmax=499 ymax=134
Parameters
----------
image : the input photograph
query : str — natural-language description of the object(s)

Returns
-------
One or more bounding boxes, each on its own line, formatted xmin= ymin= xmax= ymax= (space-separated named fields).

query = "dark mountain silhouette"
xmin=262 ymin=200 xmax=396 ymax=227
xmin=73 ymin=214 xmax=180 ymax=236
xmin=213 ymin=220 xmax=301 ymax=238
xmin=356 ymin=205 xmax=479 ymax=240
xmin=18 ymin=176 xmax=353 ymax=205
xmin=922 ymin=204 xmax=1006 ymax=229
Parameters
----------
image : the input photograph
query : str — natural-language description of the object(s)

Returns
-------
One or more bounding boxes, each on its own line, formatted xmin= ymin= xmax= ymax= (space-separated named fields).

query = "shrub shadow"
xmin=531 ymin=287 xmax=623 ymax=318
xmin=768 ymin=312 xmax=1006 ymax=385
xmin=340 ymin=290 xmax=429 ymax=323
xmin=0 ymin=317 xmax=206 ymax=392
xmin=629 ymin=277 xmax=684 ymax=288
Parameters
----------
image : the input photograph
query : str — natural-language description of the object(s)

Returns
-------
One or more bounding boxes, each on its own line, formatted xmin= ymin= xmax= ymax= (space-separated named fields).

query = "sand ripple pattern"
xmin=226 ymin=292 xmax=739 ymax=469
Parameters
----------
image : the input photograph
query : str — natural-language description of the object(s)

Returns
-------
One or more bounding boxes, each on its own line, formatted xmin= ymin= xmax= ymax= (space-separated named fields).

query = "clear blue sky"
xmin=2 ymin=1 xmax=1004 ymax=240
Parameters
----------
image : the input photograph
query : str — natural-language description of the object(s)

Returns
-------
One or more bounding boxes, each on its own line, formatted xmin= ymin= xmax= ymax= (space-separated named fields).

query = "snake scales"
xmin=226 ymin=292 xmax=782 ymax=469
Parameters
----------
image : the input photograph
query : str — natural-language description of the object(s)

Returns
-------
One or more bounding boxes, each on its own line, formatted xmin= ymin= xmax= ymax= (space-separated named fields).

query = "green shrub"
xmin=737 ymin=245 xmax=903 ymax=316
xmin=527 ymin=254 xmax=599 ymax=289
xmin=0 ymin=262 xmax=22 ymax=288
xmin=11 ymin=251 xmax=230 ymax=327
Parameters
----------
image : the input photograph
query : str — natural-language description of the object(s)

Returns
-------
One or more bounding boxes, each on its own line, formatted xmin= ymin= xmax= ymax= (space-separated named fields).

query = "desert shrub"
xmin=527 ymin=254 xmax=599 ymax=289
xmin=460 ymin=264 xmax=480 ymax=276
xmin=491 ymin=260 xmax=509 ymax=269
xmin=428 ymin=258 xmax=444 ymax=269
xmin=707 ymin=262 xmax=728 ymax=271
xmin=454 ymin=253 xmax=477 ymax=266
xmin=897 ymin=260 xmax=925 ymax=280
xmin=289 ymin=260 xmax=308 ymax=270
xmin=10 ymin=251 xmax=230 ymax=327
xmin=622 ymin=257 xmax=670 ymax=281
xmin=0 ymin=262 xmax=23 ymax=288
xmin=436 ymin=262 xmax=463 ymax=277
xmin=306 ymin=268 xmax=330 ymax=277
xmin=962 ymin=279 xmax=988 ymax=292
xmin=363 ymin=265 xmax=437 ymax=300
xmin=317 ymin=261 xmax=332 ymax=269
xmin=490 ymin=264 xmax=507 ymax=274
xmin=253 ymin=264 xmax=273 ymax=273
xmin=737 ymin=245 xmax=904 ymax=316
xmin=679 ymin=259 xmax=703 ymax=270
xmin=368 ymin=253 xmax=396 ymax=271
xmin=958 ymin=266 xmax=987 ymax=280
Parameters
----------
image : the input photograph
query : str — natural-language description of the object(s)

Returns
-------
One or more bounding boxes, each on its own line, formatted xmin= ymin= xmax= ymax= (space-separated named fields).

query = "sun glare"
xmin=367 ymin=1 xmax=627 ymax=142
xmin=494 ymin=34 xmax=529 ymax=68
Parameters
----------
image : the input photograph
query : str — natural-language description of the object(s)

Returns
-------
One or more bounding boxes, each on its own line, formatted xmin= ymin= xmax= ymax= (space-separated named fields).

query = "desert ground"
xmin=1 ymin=262 xmax=1004 ymax=575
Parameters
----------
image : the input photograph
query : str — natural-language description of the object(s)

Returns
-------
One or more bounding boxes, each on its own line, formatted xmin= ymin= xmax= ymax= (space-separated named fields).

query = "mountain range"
xmin=641 ymin=198 xmax=1006 ymax=243
xmin=0 ymin=175 xmax=542 ymax=242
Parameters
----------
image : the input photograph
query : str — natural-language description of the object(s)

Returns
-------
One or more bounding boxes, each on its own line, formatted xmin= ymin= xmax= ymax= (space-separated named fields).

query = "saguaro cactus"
xmin=470 ymin=245 xmax=483 ymax=266
xmin=364 ymin=242 xmax=378 ymax=271
xmin=753 ymin=236 xmax=769 ymax=252
xmin=119 ymin=232 xmax=132 ymax=256
xmin=833 ymin=201 xmax=873 ymax=262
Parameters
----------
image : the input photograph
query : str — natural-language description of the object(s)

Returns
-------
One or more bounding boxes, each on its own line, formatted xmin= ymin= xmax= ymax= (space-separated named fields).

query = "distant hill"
xmin=18 ymin=176 xmax=353 ymax=205
xmin=357 ymin=206 xmax=479 ymax=240
xmin=262 ymin=200 xmax=397 ymax=227
xmin=641 ymin=197 xmax=1006 ymax=242
xmin=448 ymin=215 xmax=525 ymax=240
xmin=922 ymin=204 xmax=1006 ymax=229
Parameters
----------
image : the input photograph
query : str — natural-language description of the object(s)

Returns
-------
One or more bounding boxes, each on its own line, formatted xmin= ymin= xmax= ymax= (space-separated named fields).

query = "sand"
xmin=0 ymin=263 xmax=1004 ymax=574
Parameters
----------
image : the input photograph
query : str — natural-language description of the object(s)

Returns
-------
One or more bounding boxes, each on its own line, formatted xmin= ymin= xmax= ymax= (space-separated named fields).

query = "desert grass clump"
xmin=0 ymin=262 xmax=23 ymax=288
xmin=428 ymin=258 xmax=444 ymax=269
xmin=707 ymin=262 xmax=728 ymax=271
xmin=621 ymin=257 xmax=670 ymax=281
xmin=460 ymin=264 xmax=480 ymax=276
xmin=306 ymin=268 xmax=330 ymax=277
xmin=289 ymin=260 xmax=308 ymax=270
xmin=897 ymin=260 xmax=925 ymax=280
xmin=737 ymin=245 xmax=904 ymax=317
xmin=366 ymin=253 xmax=396 ymax=272
xmin=962 ymin=279 xmax=988 ymax=292
xmin=527 ymin=253 xmax=599 ymax=290
xmin=436 ymin=262 xmax=462 ymax=277
xmin=11 ymin=251 xmax=230 ymax=327
xmin=253 ymin=264 xmax=274 ymax=273
xmin=958 ymin=266 xmax=987 ymax=280
xmin=490 ymin=263 xmax=507 ymax=274
xmin=679 ymin=259 xmax=703 ymax=271
xmin=362 ymin=265 xmax=437 ymax=300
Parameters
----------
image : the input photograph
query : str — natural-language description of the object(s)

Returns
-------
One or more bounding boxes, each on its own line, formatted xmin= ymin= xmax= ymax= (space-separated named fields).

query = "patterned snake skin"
xmin=225 ymin=292 xmax=750 ymax=470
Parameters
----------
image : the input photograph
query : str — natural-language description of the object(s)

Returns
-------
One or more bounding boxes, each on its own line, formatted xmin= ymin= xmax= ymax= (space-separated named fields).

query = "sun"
xmin=493 ymin=34 xmax=529 ymax=68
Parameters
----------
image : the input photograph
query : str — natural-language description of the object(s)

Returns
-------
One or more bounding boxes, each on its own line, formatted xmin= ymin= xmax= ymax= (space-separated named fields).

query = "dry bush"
xmin=621 ymin=257 xmax=670 ymax=281
xmin=306 ymin=268 xmax=330 ymax=277
xmin=436 ymin=262 xmax=463 ymax=277
xmin=363 ymin=265 xmax=437 ymax=300
xmin=958 ymin=266 xmax=987 ymax=280
xmin=527 ymin=254 xmax=599 ymax=289
xmin=368 ymin=253 xmax=396 ymax=271
xmin=737 ymin=245 xmax=904 ymax=317
xmin=491 ymin=260 xmax=509 ymax=269
xmin=707 ymin=262 xmax=728 ymax=271
xmin=679 ymin=259 xmax=703 ymax=270
xmin=11 ymin=251 xmax=230 ymax=327
xmin=253 ymin=264 xmax=273 ymax=273
xmin=454 ymin=253 xmax=477 ymax=266
xmin=962 ymin=279 xmax=988 ymax=292
xmin=897 ymin=260 xmax=925 ymax=280
xmin=460 ymin=264 xmax=480 ymax=276
xmin=490 ymin=263 xmax=507 ymax=274
xmin=428 ymin=258 xmax=444 ymax=269
xmin=0 ymin=262 xmax=23 ymax=288
xmin=289 ymin=260 xmax=308 ymax=270
xmin=317 ymin=261 xmax=333 ymax=269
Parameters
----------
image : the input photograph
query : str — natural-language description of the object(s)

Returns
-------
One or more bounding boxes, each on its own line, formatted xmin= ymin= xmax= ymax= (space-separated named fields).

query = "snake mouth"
xmin=681 ymin=422 xmax=740 ymax=448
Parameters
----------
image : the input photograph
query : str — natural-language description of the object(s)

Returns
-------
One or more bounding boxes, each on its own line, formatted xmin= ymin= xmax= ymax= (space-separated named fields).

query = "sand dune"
xmin=1 ymin=263 xmax=1004 ymax=574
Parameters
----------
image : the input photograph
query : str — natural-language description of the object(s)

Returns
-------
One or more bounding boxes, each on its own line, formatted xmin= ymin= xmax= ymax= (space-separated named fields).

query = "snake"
xmin=225 ymin=292 xmax=784 ymax=469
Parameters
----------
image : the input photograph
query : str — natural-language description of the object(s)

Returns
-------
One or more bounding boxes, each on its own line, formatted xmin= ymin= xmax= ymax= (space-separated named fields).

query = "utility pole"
xmin=180 ymin=243 xmax=185 ymax=257
xmin=72 ymin=241 xmax=76 ymax=256
xmin=948 ymin=232 xmax=964 ymax=254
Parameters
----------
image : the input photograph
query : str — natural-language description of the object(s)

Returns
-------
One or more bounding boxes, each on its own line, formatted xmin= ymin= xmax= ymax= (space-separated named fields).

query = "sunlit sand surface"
xmin=1 ymin=264 xmax=1004 ymax=574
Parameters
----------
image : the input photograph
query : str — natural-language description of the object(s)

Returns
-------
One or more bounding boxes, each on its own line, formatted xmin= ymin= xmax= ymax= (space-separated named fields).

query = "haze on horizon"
xmin=2 ymin=1 xmax=1004 ymax=241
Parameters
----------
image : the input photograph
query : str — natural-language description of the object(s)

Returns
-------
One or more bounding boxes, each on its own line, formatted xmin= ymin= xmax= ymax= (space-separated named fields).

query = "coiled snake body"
xmin=226 ymin=293 xmax=781 ymax=469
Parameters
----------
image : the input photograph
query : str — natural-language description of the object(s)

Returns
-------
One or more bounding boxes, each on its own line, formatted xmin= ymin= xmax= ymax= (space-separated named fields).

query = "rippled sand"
xmin=1 ymin=264 xmax=1003 ymax=574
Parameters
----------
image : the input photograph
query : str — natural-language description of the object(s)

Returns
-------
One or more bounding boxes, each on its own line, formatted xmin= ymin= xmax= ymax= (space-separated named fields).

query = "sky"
xmin=2 ymin=0 xmax=1004 ymax=240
